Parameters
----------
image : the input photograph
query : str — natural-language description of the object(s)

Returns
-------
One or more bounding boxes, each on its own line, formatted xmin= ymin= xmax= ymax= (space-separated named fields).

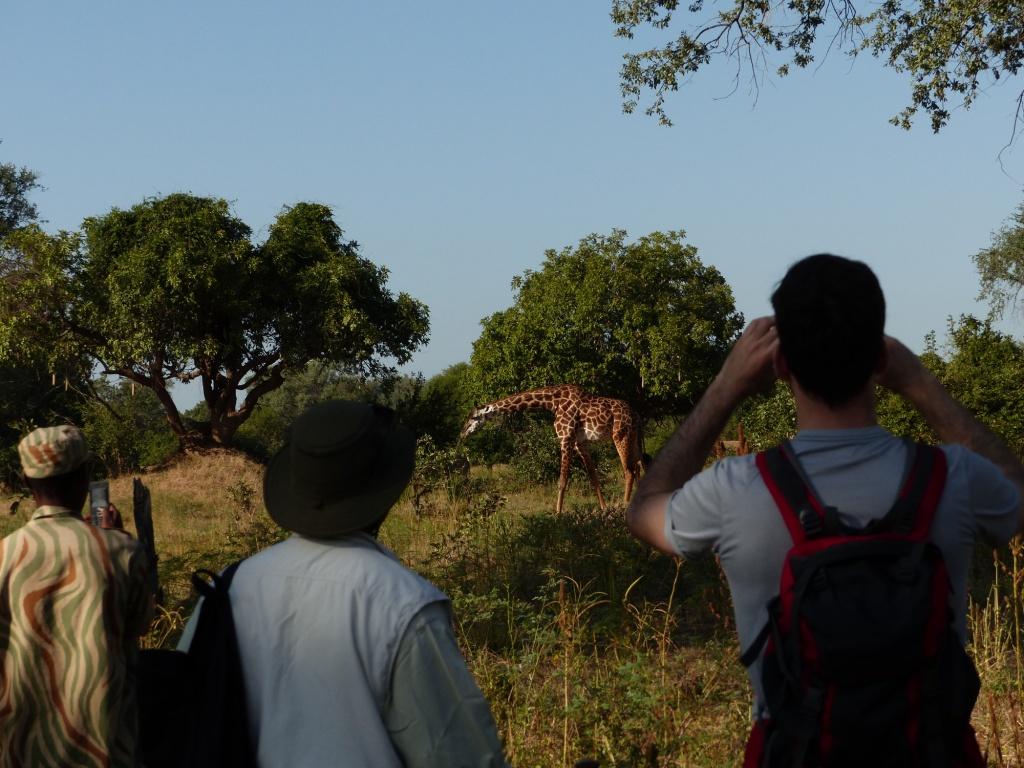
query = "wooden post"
xmin=132 ymin=478 xmax=162 ymax=605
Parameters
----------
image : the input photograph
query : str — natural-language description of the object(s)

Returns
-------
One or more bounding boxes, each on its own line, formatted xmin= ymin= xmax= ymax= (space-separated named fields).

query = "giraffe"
xmin=460 ymin=384 xmax=647 ymax=513
xmin=714 ymin=422 xmax=749 ymax=459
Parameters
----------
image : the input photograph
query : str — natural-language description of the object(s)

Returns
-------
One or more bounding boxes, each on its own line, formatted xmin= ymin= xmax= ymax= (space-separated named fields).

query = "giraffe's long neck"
xmin=476 ymin=388 xmax=561 ymax=420
xmin=462 ymin=387 xmax=572 ymax=438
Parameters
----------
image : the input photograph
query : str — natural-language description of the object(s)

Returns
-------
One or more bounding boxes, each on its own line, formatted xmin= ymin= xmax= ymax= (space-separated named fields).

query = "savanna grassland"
xmin=2 ymin=449 xmax=1021 ymax=767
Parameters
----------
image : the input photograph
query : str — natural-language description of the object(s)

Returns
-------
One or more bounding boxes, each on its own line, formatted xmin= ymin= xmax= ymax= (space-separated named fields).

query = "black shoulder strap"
xmin=191 ymin=559 xmax=243 ymax=600
xmin=757 ymin=442 xmax=836 ymax=543
xmin=869 ymin=442 xmax=946 ymax=537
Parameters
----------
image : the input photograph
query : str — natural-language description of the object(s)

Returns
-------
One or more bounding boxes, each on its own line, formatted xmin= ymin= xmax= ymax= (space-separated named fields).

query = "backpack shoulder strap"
xmin=756 ymin=442 xmax=832 ymax=544
xmin=875 ymin=442 xmax=947 ymax=538
xmin=191 ymin=560 xmax=244 ymax=601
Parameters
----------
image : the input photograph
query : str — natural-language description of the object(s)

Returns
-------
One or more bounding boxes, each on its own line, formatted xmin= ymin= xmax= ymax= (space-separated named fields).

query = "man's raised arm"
xmin=879 ymin=337 xmax=1024 ymax=536
xmin=627 ymin=317 xmax=779 ymax=554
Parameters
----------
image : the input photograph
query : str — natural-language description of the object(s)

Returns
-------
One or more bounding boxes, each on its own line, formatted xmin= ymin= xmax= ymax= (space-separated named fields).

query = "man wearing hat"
xmin=225 ymin=400 xmax=509 ymax=767
xmin=0 ymin=425 xmax=153 ymax=767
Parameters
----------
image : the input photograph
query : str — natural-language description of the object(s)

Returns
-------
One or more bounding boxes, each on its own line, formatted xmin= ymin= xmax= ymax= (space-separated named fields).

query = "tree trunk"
xmin=209 ymin=410 xmax=241 ymax=446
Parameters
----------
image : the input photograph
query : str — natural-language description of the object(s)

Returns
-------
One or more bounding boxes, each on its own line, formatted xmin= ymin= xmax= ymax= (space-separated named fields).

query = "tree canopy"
xmin=974 ymin=202 xmax=1024 ymax=319
xmin=470 ymin=229 xmax=743 ymax=418
xmin=0 ymin=158 xmax=39 ymax=239
xmin=612 ymin=0 xmax=1024 ymax=132
xmin=0 ymin=193 xmax=429 ymax=446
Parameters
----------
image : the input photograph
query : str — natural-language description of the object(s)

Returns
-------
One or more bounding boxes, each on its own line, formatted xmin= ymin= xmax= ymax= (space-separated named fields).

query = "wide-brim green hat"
xmin=263 ymin=400 xmax=416 ymax=538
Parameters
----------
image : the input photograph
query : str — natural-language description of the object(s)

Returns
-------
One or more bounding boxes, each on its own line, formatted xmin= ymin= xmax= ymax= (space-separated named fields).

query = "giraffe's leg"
xmin=574 ymin=442 xmax=606 ymax=510
xmin=613 ymin=433 xmax=641 ymax=502
xmin=556 ymin=437 xmax=573 ymax=514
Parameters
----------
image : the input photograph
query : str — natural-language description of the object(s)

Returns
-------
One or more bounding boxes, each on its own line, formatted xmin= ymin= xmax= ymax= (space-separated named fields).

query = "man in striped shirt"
xmin=0 ymin=425 xmax=153 ymax=767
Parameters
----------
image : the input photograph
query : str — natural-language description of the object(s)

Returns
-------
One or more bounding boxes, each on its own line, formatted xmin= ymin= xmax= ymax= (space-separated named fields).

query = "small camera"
xmin=88 ymin=480 xmax=109 ymax=526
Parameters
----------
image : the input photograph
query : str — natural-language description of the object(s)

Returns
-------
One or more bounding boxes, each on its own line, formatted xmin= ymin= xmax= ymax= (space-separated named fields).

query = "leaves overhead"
xmin=612 ymin=0 xmax=1024 ymax=132
xmin=470 ymin=229 xmax=743 ymax=418
xmin=0 ymin=159 xmax=40 ymax=238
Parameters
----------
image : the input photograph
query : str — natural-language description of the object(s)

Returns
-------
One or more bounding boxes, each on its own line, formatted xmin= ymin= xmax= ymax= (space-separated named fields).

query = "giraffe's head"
xmin=459 ymin=405 xmax=494 ymax=439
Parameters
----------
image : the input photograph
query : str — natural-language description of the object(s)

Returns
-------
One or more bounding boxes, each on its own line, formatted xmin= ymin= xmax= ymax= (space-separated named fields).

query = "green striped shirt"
xmin=0 ymin=506 xmax=151 ymax=767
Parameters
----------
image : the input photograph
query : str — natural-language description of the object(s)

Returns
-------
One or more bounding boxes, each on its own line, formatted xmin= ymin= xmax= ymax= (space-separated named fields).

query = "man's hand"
xmin=877 ymin=336 xmax=929 ymax=397
xmin=626 ymin=317 xmax=778 ymax=554
xmin=98 ymin=502 xmax=124 ymax=530
xmin=713 ymin=316 xmax=779 ymax=406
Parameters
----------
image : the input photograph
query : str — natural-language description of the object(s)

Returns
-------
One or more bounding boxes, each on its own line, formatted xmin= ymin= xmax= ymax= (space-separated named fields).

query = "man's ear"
xmin=873 ymin=342 xmax=888 ymax=377
xmin=773 ymin=345 xmax=791 ymax=383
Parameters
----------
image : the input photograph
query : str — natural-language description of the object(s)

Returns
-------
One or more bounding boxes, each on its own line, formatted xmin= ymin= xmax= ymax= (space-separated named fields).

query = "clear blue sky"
xmin=6 ymin=1 xmax=1024 ymax=410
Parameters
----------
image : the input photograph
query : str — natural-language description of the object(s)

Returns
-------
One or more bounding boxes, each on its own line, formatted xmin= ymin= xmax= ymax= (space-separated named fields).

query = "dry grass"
xmin=0 ymin=453 xmax=1020 ymax=766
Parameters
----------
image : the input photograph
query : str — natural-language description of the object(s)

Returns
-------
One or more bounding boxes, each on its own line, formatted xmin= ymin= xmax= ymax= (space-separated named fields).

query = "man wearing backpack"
xmin=627 ymin=254 xmax=1024 ymax=767
xmin=201 ymin=399 xmax=510 ymax=768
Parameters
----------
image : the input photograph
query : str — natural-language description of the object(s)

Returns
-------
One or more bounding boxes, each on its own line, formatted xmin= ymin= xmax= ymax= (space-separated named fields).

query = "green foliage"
xmin=234 ymin=365 xmax=470 ymax=460
xmin=0 ymin=157 xmax=39 ymax=238
xmin=0 ymin=155 xmax=93 ymax=487
xmin=974 ymin=202 xmax=1024 ymax=319
xmin=471 ymin=230 xmax=743 ymax=419
xmin=612 ymin=0 xmax=1024 ymax=132
xmin=735 ymin=382 xmax=797 ymax=451
xmin=408 ymin=363 xmax=479 ymax=447
xmin=0 ymin=226 xmax=91 ymax=377
xmin=410 ymin=435 xmax=473 ymax=515
xmin=642 ymin=416 xmax=681 ymax=459
xmin=507 ymin=416 xmax=563 ymax=484
xmin=81 ymin=379 xmax=179 ymax=476
xmin=938 ymin=315 xmax=1024 ymax=454
xmin=0 ymin=368 xmax=87 ymax=489
xmin=424 ymin=503 xmax=687 ymax=651
xmin=232 ymin=363 xmax=366 ymax=459
xmin=0 ymin=194 xmax=428 ymax=446
xmin=502 ymin=415 xmax=621 ymax=488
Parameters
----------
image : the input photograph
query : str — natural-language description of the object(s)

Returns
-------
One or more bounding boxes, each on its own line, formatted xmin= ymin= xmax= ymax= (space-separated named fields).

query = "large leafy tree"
xmin=0 ymin=156 xmax=88 ymax=483
xmin=0 ymin=194 xmax=429 ymax=446
xmin=612 ymin=0 xmax=1024 ymax=132
xmin=470 ymin=229 xmax=743 ymax=418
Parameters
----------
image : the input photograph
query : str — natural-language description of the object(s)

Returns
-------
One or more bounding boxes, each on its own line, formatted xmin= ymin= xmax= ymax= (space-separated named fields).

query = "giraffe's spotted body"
xmin=461 ymin=385 xmax=646 ymax=513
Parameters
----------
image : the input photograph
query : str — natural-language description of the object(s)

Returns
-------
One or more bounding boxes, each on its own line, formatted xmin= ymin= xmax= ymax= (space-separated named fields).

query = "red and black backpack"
xmin=741 ymin=440 xmax=985 ymax=768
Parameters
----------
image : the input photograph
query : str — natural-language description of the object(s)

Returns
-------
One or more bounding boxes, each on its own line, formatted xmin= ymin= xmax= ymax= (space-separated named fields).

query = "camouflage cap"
xmin=18 ymin=425 xmax=91 ymax=479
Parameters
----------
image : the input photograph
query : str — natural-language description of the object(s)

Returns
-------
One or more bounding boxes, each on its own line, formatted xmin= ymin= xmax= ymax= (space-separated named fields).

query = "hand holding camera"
xmin=88 ymin=481 xmax=123 ymax=530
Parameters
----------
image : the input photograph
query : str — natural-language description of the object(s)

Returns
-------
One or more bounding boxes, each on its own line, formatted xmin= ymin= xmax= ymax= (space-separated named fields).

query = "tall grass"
xmin=969 ymin=539 xmax=1024 ymax=766
xmin=1 ymin=451 xmax=1021 ymax=766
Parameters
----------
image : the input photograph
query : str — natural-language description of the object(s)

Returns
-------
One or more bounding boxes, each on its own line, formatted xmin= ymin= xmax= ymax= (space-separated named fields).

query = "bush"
xmin=423 ymin=499 xmax=699 ymax=651
xmin=410 ymin=435 xmax=473 ymax=515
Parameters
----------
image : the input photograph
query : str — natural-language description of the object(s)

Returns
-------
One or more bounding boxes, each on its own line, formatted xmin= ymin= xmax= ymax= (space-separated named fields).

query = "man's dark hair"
xmin=771 ymin=254 xmax=885 ymax=408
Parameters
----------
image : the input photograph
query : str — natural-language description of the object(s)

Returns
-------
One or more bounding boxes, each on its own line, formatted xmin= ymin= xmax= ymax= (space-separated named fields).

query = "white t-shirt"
xmin=664 ymin=427 xmax=1019 ymax=718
